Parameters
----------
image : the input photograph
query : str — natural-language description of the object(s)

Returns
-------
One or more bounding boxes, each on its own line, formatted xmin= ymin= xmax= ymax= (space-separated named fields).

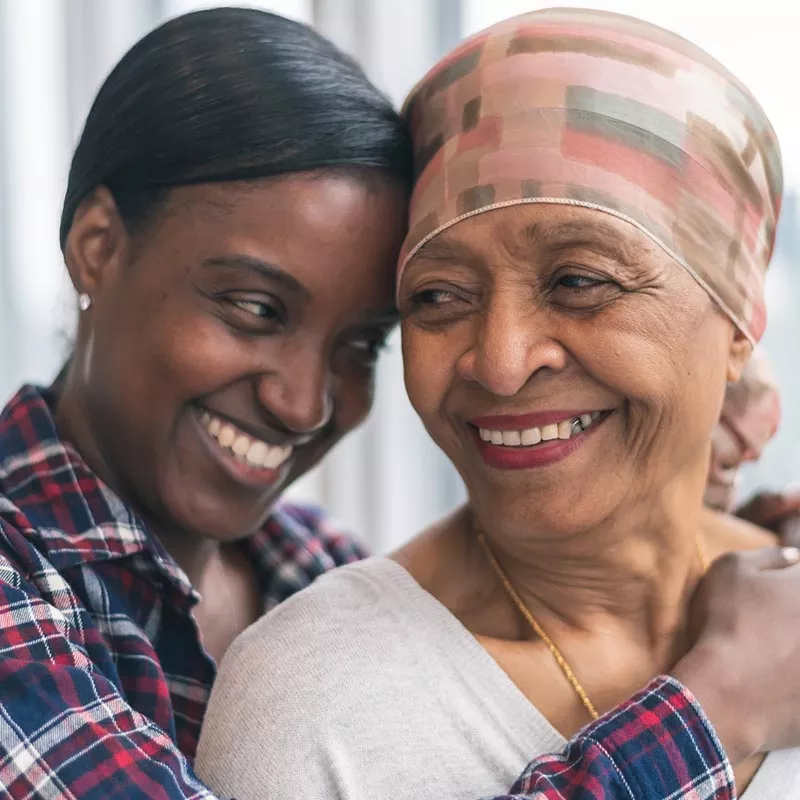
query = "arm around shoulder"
xmin=0 ymin=518 xmax=216 ymax=799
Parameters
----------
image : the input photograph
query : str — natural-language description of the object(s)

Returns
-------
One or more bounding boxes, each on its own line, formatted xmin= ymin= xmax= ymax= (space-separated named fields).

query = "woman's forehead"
xmin=407 ymin=203 xmax=655 ymax=268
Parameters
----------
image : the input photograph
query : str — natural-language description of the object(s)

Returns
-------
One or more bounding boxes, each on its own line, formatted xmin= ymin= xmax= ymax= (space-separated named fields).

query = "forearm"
xmin=488 ymin=677 xmax=734 ymax=800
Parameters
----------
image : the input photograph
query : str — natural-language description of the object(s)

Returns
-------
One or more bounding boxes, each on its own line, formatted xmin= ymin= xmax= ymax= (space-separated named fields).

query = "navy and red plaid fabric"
xmin=499 ymin=676 xmax=735 ymax=799
xmin=0 ymin=385 xmax=734 ymax=799
xmin=0 ymin=385 xmax=365 ymax=798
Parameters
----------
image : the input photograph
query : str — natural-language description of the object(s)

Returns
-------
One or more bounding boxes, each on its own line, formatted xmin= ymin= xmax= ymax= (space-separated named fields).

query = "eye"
xmin=402 ymin=282 xmax=477 ymax=328
xmin=230 ymin=299 xmax=279 ymax=319
xmin=347 ymin=332 xmax=390 ymax=363
xmin=217 ymin=295 xmax=286 ymax=335
xmin=409 ymin=288 xmax=457 ymax=307
xmin=548 ymin=268 xmax=620 ymax=311
xmin=556 ymin=274 xmax=603 ymax=290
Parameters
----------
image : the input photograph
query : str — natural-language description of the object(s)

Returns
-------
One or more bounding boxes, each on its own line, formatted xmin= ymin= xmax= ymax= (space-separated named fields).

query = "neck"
xmin=467 ymin=482 xmax=709 ymax=652
xmin=151 ymin=524 xmax=222 ymax=589
xmin=52 ymin=366 xmax=220 ymax=589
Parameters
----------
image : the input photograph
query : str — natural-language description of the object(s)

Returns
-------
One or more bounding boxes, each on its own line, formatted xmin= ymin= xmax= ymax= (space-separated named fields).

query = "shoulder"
xmin=198 ymin=559 xmax=415 ymax=784
xmin=273 ymin=501 xmax=368 ymax=563
xmin=255 ymin=501 xmax=370 ymax=609
xmin=0 ymin=515 xmax=98 ymax=668
xmin=229 ymin=557 xmax=409 ymax=668
xmin=0 ymin=502 xmax=55 ymax=583
xmin=210 ymin=558 xmax=422 ymax=712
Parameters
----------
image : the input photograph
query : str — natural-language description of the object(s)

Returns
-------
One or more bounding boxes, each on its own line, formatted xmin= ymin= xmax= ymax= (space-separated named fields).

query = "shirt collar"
xmin=0 ymin=385 xmax=195 ymax=596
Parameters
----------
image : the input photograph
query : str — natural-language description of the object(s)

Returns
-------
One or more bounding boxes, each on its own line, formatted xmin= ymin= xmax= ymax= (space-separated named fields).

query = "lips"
xmin=475 ymin=412 xmax=602 ymax=448
xmin=469 ymin=410 xmax=612 ymax=470
xmin=199 ymin=409 xmax=293 ymax=470
xmin=194 ymin=407 xmax=295 ymax=488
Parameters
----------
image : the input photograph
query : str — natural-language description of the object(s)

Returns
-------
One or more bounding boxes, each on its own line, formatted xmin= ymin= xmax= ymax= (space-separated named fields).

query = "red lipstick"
xmin=470 ymin=411 xmax=611 ymax=470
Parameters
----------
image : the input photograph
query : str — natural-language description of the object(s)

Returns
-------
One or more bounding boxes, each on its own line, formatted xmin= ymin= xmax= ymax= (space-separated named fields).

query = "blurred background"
xmin=0 ymin=0 xmax=797 ymax=551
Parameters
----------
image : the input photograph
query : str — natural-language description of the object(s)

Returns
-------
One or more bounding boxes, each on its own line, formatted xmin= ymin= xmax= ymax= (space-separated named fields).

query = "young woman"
xmin=0 ymin=8 xmax=408 ymax=797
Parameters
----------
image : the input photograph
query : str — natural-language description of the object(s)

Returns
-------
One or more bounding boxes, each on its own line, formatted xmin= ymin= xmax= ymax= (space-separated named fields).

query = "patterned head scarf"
xmin=706 ymin=347 xmax=781 ymax=511
xmin=399 ymin=8 xmax=783 ymax=344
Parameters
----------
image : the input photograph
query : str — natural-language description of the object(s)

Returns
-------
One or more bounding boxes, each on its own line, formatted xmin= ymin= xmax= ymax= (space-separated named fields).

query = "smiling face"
xmin=399 ymin=204 xmax=750 ymax=536
xmin=60 ymin=172 xmax=406 ymax=542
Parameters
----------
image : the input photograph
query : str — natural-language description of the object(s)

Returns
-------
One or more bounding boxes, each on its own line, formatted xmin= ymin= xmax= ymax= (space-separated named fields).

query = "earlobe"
xmin=726 ymin=328 xmax=753 ymax=383
xmin=63 ymin=187 xmax=127 ymax=299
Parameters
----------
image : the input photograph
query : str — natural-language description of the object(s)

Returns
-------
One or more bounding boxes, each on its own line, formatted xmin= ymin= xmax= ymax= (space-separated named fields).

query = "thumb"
xmin=780 ymin=517 xmax=800 ymax=549
xmin=737 ymin=492 xmax=787 ymax=528
xmin=738 ymin=545 xmax=800 ymax=572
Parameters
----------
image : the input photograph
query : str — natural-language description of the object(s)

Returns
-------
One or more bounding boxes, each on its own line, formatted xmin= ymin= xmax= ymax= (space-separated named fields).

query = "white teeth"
xmin=246 ymin=441 xmax=268 ymax=466
xmin=218 ymin=425 xmax=236 ymax=448
xmin=520 ymin=427 xmax=542 ymax=446
xmin=540 ymin=423 xmax=559 ymax=441
xmin=264 ymin=446 xmax=291 ymax=470
xmin=199 ymin=410 xmax=293 ymax=471
xmin=232 ymin=435 xmax=251 ymax=457
xmin=479 ymin=412 xmax=605 ymax=449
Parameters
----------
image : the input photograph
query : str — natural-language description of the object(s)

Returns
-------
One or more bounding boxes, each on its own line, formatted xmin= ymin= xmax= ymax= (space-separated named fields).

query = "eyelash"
xmin=409 ymin=288 xmax=458 ymax=308
xmin=348 ymin=331 xmax=391 ymax=360
xmin=230 ymin=298 xmax=279 ymax=319
xmin=554 ymin=273 xmax=604 ymax=291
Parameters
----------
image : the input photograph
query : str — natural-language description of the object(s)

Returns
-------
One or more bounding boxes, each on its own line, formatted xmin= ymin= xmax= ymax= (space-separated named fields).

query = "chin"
xmin=163 ymin=482 xmax=281 ymax=543
xmin=471 ymin=490 xmax=598 ymax=539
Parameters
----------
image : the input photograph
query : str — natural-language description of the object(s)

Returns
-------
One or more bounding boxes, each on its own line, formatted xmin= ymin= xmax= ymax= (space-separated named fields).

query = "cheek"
xmin=335 ymin=371 xmax=375 ymax=434
xmin=401 ymin=326 xmax=457 ymax=428
xmin=587 ymin=296 xmax=727 ymax=422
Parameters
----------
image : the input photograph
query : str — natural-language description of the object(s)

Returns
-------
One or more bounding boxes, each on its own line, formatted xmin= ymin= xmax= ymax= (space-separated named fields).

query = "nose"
xmin=455 ymin=291 xmax=567 ymax=396
xmin=255 ymin=345 xmax=334 ymax=435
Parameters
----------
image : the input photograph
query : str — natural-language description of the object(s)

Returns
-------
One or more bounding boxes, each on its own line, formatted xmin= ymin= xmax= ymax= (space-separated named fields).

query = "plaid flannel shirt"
xmin=0 ymin=385 xmax=734 ymax=799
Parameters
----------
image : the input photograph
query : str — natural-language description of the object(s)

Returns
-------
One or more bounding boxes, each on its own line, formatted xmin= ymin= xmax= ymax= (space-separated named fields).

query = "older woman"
xmin=196 ymin=9 xmax=800 ymax=800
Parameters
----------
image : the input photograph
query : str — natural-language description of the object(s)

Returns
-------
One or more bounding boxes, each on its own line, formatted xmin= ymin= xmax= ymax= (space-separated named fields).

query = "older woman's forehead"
xmin=415 ymin=203 xmax=657 ymax=265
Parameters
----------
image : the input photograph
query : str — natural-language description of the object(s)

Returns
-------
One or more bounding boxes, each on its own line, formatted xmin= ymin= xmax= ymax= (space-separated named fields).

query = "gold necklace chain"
xmin=476 ymin=530 xmax=711 ymax=723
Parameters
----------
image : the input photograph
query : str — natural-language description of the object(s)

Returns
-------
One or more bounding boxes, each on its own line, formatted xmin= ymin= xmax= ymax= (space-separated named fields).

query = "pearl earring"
xmin=78 ymin=293 xmax=92 ymax=312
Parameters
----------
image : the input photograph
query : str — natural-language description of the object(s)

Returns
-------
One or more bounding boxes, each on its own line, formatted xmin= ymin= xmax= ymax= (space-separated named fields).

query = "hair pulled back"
xmin=60 ymin=7 xmax=412 ymax=248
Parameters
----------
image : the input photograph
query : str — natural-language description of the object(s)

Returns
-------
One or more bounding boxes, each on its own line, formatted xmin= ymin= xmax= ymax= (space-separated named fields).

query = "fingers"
xmin=780 ymin=517 xmax=800 ymax=549
xmin=730 ymin=545 xmax=800 ymax=572
xmin=736 ymin=491 xmax=800 ymax=532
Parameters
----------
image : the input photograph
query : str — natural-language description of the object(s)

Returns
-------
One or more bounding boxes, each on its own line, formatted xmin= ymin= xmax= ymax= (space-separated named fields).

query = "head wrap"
xmin=706 ymin=347 xmax=781 ymax=511
xmin=399 ymin=8 xmax=782 ymax=344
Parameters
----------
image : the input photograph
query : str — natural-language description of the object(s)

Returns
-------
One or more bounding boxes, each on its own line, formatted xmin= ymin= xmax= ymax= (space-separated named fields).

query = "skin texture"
xmin=395 ymin=203 xmax=770 ymax=791
xmin=55 ymin=172 xmax=406 ymax=661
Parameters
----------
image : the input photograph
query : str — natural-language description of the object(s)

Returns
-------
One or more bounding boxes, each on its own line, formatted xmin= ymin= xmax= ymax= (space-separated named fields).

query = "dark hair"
xmin=60 ymin=7 xmax=412 ymax=248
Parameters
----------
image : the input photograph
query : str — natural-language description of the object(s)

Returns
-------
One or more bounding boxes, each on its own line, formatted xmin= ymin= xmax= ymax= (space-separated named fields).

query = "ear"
xmin=63 ymin=187 xmax=129 ymax=301
xmin=726 ymin=326 xmax=753 ymax=384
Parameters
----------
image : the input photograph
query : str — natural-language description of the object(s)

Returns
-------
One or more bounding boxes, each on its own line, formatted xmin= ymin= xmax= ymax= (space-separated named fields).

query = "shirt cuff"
xmin=582 ymin=675 xmax=736 ymax=798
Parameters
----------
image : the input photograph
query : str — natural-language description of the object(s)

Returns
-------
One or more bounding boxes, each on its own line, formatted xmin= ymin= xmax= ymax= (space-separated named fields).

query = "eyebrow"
xmin=526 ymin=220 xmax=645 ymax=265
xmin=412 ymin=236 xmax=481 ymax=266
xmin=205 ymin=254 xmax=398 ymax=327
xmin=202 ymin=255 xmax=310 ymax=299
